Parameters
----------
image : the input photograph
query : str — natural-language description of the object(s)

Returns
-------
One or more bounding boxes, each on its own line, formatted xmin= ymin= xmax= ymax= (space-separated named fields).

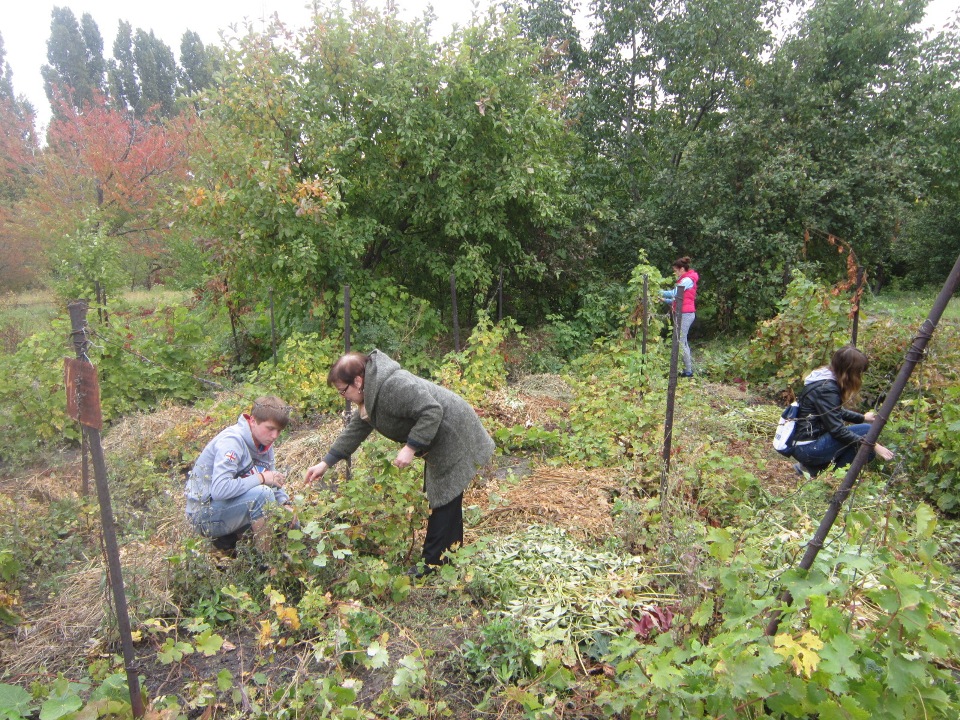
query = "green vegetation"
xmin=2 ymin=0 xmax=960 ymax=716
xmin=1 ymin=277 xmax=958 ymax=718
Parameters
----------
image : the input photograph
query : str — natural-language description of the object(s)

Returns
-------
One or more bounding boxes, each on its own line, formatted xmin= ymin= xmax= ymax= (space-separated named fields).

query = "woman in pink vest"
xmin=660 ymin=256 xmax=699 ymax=377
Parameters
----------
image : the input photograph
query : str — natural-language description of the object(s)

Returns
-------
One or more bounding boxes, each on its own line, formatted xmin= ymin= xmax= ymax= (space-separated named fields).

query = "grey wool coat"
xmin=322 ymin=350 xmax=495 ymax=508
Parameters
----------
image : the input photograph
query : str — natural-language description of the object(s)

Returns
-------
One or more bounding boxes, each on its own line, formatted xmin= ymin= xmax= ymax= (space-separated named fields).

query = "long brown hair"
xmin=327 ymin=352 xmax=369 ymax=386
xmin=829 ymin=345 xmax=869 ymax=404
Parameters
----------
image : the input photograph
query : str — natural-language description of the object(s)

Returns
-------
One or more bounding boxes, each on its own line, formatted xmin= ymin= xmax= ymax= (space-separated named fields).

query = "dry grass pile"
xmin=3 ymin=542 xmax=176 ymax=677
xmin=274 ymin=418 xmax=344 ymax=479
xmin=2 ymin=466 xmax=81 ymax=506
xmin=102 ymin=404 xmax=208 ymax=455
xmin=481 ymin=373 xmax=572 ymax=431
xmin=466 ymin=466 xmax=621 ymax=541
xmin=511 ymin=373 xmax=575 ymax=401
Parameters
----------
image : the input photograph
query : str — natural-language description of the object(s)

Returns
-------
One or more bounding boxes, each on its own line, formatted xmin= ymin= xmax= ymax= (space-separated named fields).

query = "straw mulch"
xmin=479 ymin=374 xmax=572 ymax=430
xmin=3 ymin=542 xmax=177 ymax=677
xmin=466 ymin=466 xmax=622 ymax=541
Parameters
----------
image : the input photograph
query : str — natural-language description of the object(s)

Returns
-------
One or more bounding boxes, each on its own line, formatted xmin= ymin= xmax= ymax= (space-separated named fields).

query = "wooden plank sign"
xmin=64 ymin=358 xmax=103 ymax=429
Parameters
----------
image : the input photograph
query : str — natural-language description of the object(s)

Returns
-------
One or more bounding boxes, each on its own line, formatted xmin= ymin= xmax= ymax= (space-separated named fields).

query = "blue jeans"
xmin=792 ymin=424 xmax=873 ymax=473
xmin=188 ymin=485 xmax=288 ymax=538
xmin=679 ymin=312 xmax=695 ymax=374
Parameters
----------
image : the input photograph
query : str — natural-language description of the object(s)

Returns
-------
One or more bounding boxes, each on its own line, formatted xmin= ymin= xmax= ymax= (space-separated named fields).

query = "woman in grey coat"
xmin=305 ymin=350 xmax=495 ymax=574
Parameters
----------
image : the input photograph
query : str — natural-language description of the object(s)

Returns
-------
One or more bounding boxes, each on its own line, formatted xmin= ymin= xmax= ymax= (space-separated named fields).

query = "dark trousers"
xmin=421 ymin=493 xmax=463 ymax=566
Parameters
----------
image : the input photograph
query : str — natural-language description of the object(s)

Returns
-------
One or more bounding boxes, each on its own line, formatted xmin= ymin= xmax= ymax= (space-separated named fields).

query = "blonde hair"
xmin=829 ymin=346 xmax=869 ymax=404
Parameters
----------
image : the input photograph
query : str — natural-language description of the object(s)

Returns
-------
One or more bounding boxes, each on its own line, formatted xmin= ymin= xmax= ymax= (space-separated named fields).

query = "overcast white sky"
xmin=3 ymin=0 xmax=958 ymax=131
xmin=2 ymin=0 xmax=493 ymax=129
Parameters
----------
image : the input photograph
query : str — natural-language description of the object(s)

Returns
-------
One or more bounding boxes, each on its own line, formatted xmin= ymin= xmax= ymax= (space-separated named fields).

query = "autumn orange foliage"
xmin=803 ymin=227 xmax=866 ymax=317
xmin=19 ymin=93 xmax=193 ymax=281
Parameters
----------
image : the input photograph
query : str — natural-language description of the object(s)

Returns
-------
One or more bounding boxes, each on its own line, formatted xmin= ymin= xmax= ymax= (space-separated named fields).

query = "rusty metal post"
xmin=450 ymin=273 xmax=460 ymax=352
xmin=660 ymin=286 xmax=685 ymax=499
xmin=67 ymin=301 xmax=144 ymax=718
xmin=851 ymin=266 xmax=865 ymax=347
xmin=343 ymin=285 xmax=352 ymax=481
xmin=766 ymin=252 xmax=960 ymax=637
xmin=81 ymin=428 xmax=90 ymax=496
xmin=498 ymin=269 xmax=504 ymax=323
xmin=641 ymin=274 xmax=649 ymax=356
xmin=269 ymin=288 xmax=277 ymax=367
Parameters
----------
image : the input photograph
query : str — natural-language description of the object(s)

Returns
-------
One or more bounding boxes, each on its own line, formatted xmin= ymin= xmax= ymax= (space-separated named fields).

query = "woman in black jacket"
xmin=791 ymin=346 xmax=894 ymax=477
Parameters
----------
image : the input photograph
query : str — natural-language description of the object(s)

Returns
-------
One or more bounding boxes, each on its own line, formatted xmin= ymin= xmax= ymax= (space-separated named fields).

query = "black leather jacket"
xmin=792 ymin=379 xmax=866 ymax=446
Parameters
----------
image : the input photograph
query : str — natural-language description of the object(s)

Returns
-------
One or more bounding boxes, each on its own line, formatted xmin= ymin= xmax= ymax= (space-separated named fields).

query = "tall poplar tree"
xmin=133 ymin=29 xmax=178 ymax=117
xmin=41 ymin=7 xmax=106 ymax=112
xmin=179 ymin=30 xmax=218 ymax=102
xmin=108 ymin=21 xmax=141 ymax=114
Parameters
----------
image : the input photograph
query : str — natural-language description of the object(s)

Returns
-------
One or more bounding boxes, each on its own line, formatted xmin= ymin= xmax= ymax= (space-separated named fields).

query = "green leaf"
xmin=195 ymin=630 xmax=225 ymax=656
xmin=216 ymin=670 xmax=234 ymax=692
xmin=690 ymin=597 xmax=714 ymax=627
xmin=914 ymin=503 xmax=936 ymax=539
xmin=0 ymin=684 xmax=35 ymax=717
xmin=706 ymin=527 xmax=735 ymax=561
xmin=39 ymin=693 xmax=83 ymax=720
xmin=366 ymin=641 xmax=389 ymax=669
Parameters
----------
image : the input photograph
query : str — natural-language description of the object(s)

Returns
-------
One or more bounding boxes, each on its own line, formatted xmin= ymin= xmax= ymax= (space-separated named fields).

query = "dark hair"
xmin=672 ymin=256 xmax=692 ymax=271
xmin=251 ymin=395 xmax=290 ymax=428
xmin=328 ymin=352 xmax=369 ymax=387
xmin=829 ymin=345 xmax=869 ymax=404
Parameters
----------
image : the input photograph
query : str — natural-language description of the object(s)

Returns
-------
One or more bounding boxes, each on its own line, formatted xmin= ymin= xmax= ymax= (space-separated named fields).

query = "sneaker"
xmin=680 ymin=370 xmax=694 ymax=378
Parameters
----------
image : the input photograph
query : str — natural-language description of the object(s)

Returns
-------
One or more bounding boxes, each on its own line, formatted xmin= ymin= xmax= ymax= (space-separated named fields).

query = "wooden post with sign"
xmin=65 ymin=301 xmax=144 ymax=718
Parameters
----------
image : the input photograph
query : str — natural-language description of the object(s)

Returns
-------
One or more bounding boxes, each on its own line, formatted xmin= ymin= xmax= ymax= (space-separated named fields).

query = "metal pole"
xmin=498 ymin=269 xmax=504 ymax=323
xmin=343 ymin=285 xmax=352 ymax=481
xmin=851 ymin=266 xmax=865 ymax=347
xmin=67 ymin=301 xmax=144 ymax=718
xmin=81 ymin=427 xmax=89 ymax=496
xmin=269 ymin=288 xmax=277 ymax=367
xmin=641 ymin=274 xmax=649 ymax=356
xmin=450 ymin=273 xmax=460 ymax=352
xmin=660 ymin=286 xmax=685 ymax=499
xmin=766 ymin=252 xmax=960 ymax=636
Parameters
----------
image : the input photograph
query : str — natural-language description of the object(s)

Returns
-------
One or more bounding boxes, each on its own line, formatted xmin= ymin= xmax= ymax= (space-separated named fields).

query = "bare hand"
xmin=864 ymin=411 xmax=878 ymax=423
xmin=305 ymin=462 xmax=328 ymax=483
xmin=394 ymin=445 xmax=416 ymax=468
xmin=875 ymin=443 xmax=894 ymax=461
xmin=262 ymin=470 xmax=286 ymax=487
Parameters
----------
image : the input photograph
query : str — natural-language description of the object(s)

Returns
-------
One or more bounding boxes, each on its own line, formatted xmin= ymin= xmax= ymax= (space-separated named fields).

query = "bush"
xmin=740 ymin=271 xmax=851 ymax=396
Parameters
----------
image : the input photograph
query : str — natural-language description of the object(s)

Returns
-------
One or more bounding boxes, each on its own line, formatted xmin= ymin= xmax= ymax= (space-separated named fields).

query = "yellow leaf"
xmin=258 ymin=619 xmax=274 ymax=647
xmin=774 ymin=632 xmax=823 ymax=677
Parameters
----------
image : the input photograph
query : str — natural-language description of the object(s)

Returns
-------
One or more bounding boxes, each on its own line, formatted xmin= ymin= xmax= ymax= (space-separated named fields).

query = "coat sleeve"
xmin=811 ymin=384 xmax=864 ymax=446
xmin=324 ymin=412 xmax=375 ymax=466
xmin=841 ymin=408 xmax=865 ymax=424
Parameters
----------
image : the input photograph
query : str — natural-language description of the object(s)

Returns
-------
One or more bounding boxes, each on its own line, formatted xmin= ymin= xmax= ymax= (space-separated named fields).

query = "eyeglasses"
xmin=336 ymin=384 xmax=349 ymax=396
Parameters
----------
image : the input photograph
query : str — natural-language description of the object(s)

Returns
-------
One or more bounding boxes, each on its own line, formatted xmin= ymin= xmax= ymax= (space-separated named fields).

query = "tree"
xmin=0 ymin=31 xmax=39 ymax=289
xmin=669 ymin=0 xmax=935 ymax=325
xmin=183 ymin=2 xmax=586 ymax=332
xmin=133 ymin=29 xmax=178 ymax=118
xmin=579 ymin=0 xmax=780 ymax=312
xmin=108 ymin=21 xmax=141 ymax=115
xmin=41 ymin=7 xmax=106 ymax=113
xmin=179 ymin=31 xmax=219 ymax=106
xmin=20 ymin=93 xmax=191 ymax=290
xmin=512 ymin=0 xmax=587 ymax=75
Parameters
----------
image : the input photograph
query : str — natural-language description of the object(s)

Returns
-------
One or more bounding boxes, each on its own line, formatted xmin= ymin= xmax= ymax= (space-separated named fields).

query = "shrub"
xmin=740 ymin=271 xmax=850 ymax=396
